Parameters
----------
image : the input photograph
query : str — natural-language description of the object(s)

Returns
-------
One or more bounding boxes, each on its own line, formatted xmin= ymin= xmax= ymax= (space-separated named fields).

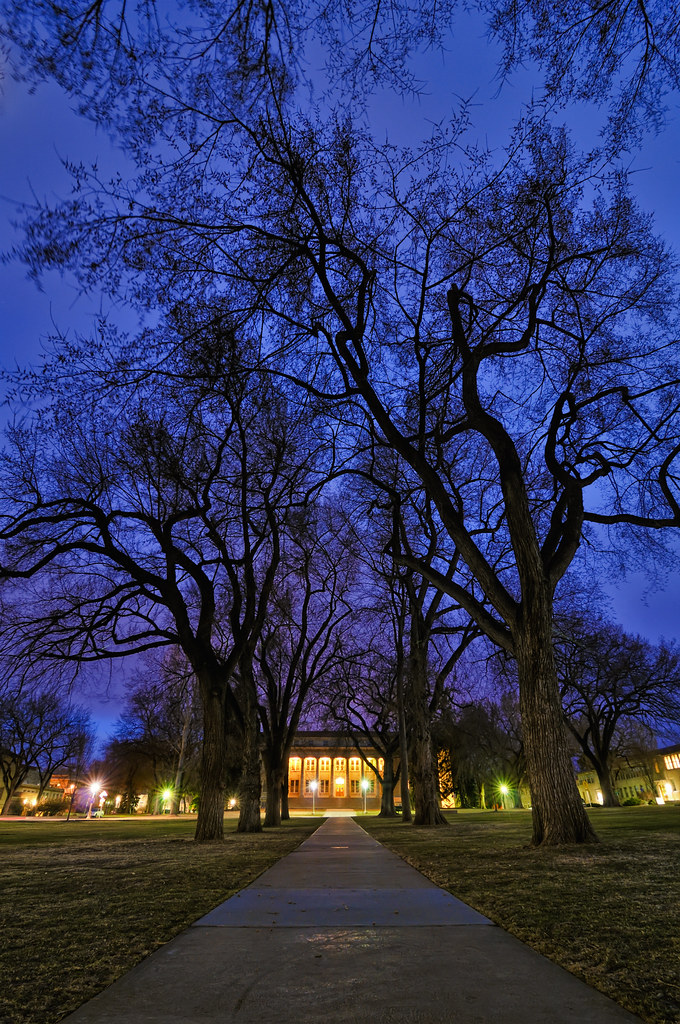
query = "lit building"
xmin=283 ymin=731 xmax=391 ymax=812
xmin=575 ymin=742 xmax=680 ymax=805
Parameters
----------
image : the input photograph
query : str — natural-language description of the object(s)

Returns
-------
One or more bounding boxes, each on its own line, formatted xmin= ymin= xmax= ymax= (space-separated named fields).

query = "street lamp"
xmin=87 ymin=783 xmax=100 ymax=819
xmin=309 ymin=779 xmax=318 ymax=815
xmin=361 ymin=778 xmax=369 ymax=814
xmin=162 ymin=788 xmax=172 ymax=813
xmin=499 ymin=784 xmax=509 ymax=810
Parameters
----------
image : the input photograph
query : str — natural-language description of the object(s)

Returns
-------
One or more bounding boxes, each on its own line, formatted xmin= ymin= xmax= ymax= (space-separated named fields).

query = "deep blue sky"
xmin=1 ymin=10 xmax=679 ymax=739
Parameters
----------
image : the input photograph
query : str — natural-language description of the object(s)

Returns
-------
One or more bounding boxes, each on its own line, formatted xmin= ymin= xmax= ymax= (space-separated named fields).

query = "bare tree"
xmin=0 ymin=320 xmax=323 ymax=839
xmin=110 ymin=651 xmax=202 ymax=814
xmin=0 ymin=679 xmax=93 ymax=815
xmin=555 ymin=616 xmax=680 ymax=806
xmin=256 ymin=502 xmax=357 ymax=826
xmin=488 ymin=0 xmax=680 ymax=150
xmin=4 ymin=1 xmax=680 ymax=153
xmin=3 ymin=4 xmax=680 ymax=850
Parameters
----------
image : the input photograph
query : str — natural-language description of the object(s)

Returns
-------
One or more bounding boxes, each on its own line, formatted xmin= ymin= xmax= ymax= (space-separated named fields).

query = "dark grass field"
xmin=0 ymin=815 xmax=319 ymax=1024
xmin=361 ymin=806 xmax=680 ymax=1024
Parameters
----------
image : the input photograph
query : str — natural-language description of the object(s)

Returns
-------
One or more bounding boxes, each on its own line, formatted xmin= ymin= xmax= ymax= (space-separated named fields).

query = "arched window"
xmin=318 ymin=756 xmax=331 ymax=796
xmin=288 ymin=756 xmax=302 ymax=795
xmin=334 ymin=757 xmax=346 ymax=798
xmin=349 ymin=756 xmax=362 ymax=795
xmin=303 ymin=757 xmax=317 ymax=795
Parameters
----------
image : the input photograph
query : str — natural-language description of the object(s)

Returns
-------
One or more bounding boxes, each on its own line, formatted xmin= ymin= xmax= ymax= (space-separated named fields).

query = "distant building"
xmin=284 ymin=731 xmax=390 ymax=812
xmin=0 ymin=763 xmax=68 ymax=815
xmin=576 ymin=741 xmax=680 ymax=805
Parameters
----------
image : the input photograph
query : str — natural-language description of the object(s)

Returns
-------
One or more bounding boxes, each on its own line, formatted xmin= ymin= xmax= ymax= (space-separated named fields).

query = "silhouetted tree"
xmin=0 ymin=679 xmax=93 ymax=815
xmin=3 ymin=2 xmax=680 ymax=849
xmin=256 ymin=502 xmax=357 ymax=826
xmin=0 ymin=320 xmax=323 ymax=839
xmin=555 ymin=617 xmax=680 ymax=806
xmin=109 ymin=652 xmax=201 ymax=813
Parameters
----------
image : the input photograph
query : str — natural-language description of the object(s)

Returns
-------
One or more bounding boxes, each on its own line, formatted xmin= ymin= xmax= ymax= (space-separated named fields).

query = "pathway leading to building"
xmin=64 ymin=815 xmax=642 ymax=1023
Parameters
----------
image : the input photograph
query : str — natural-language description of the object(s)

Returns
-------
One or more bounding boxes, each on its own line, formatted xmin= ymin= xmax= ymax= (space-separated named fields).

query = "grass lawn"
xmin=0 ymin=814 xmax=319 ymax=1024
xmin=361 ymin=806 xmax=680 ymax=1024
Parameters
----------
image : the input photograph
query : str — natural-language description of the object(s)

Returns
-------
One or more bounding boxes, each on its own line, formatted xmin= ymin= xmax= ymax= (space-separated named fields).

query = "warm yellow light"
xmin=335 ymin=777 xmax=344 ymax=786
xmin=309 ymin=780 xmax=318 ymax=791
xmin=162 ymin=789 xmax=172 ymax=802
xmin=361 ymin=779 xmax=369 ymax=791
xmin=500 ymin=784 xmax=509 ymax=795
xmin=90 ymin=783 xmax=100 ymax=797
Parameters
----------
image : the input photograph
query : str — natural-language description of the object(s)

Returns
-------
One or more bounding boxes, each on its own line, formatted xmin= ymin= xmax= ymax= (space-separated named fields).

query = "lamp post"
xmin=361 ymin=778 xmax=369 ymax=814
xmin=499 ymin=784 xmax=509 ymax=810
xmin=87 ymin=783 xmax=100 ymax=819
xmin=309 ymin=779 xmax=318 ymax=815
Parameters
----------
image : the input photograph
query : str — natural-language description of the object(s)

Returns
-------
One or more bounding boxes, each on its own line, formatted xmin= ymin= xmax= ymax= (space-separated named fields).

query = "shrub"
xmin=621 ymin=796 xmax=644 ymax=806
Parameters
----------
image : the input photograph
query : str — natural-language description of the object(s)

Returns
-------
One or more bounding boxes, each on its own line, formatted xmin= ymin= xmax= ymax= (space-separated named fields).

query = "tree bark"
xmin=281 ymin=775 xmax=290 ymax=820
xmin=396 ymin=656 xmax=412 ymax=822
xmin=171 ymin=700 xmax=192 ymax=814
xmin=263 ymin=761 xmax=283 ymax=827
xmin=379 ymin=755 xmax=397 ymax=816
xmin=590 ymin=757 xmax=620 ymax=807
xmin=516 ymin=601 xmax=598 ymax=845
xmin=237 ymin=676 xmax=262 ymax=833
xmin=1 ymin=778 xmax=20 ymax=816
xmin=408 ymin=641 xmax=447 ymax=826
xmin=195 ymin=683 xmax=228 ymax=841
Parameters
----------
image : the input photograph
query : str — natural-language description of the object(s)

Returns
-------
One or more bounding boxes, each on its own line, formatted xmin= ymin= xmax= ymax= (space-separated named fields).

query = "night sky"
xmin=1 ymin=10 xmax=679 ymax=740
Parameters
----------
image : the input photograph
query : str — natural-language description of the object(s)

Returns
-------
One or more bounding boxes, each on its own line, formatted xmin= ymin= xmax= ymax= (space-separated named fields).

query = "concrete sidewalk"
xmin=64 ymin=816 xmax=642 ymax=1024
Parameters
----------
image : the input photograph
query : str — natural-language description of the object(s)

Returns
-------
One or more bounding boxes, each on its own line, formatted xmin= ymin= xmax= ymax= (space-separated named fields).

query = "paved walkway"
xmin=64 ymin=816 xmax=642 ymax=1023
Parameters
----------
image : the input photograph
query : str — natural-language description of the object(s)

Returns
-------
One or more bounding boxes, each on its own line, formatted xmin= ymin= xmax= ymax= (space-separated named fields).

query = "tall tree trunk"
xmin=379 ymin=755 xmax=397 ymax=816
xmin=237 ymin=675 xmax=262 ymax=833
xmin=195 ymin=683 xmax=228 ymax=841
xmin=171 ymin=700 xmax=193 ymax=814
xmin=396 ymin=657 xmax=412 ymax=822
xmin=590 ymin=757 xmax=620 ymax=807
xmin=516 ymin=599 xmax=598 ymax=845
xmin=264 ymin=761 xmax=283 ymax=827
xmin=408 ymin=642 xmax=447 ymax=826
xmin=281 ymin=771 xmax=290 ymax=821
xmin=1 ymin=777 xmax=20 ymax=816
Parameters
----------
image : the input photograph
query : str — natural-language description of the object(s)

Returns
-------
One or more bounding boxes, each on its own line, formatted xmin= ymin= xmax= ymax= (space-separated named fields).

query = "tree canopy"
xmin=1 ymin=0 xmax=680 ymax=843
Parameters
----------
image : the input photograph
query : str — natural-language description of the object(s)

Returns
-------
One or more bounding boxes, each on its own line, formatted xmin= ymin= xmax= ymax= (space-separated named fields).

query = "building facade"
xmin=284 ymin=731 xmax=391 ymax=812
xmin=576 ymin=742 xmax=680 ymax=805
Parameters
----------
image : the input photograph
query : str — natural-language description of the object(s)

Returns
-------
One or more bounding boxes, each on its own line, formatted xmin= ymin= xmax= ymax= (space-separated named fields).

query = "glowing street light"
xmin=361 ymin=778 xmax=369 ymax=814
xmin=499 ymin=784 xmax=509 ymax=810
xmin=161 ymin=788 xmax=172 ymax=813
xmin=309 ymin=779 xmax=318 ymax=815
xmin=87 ymin=783 xmax=101 ymax=819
